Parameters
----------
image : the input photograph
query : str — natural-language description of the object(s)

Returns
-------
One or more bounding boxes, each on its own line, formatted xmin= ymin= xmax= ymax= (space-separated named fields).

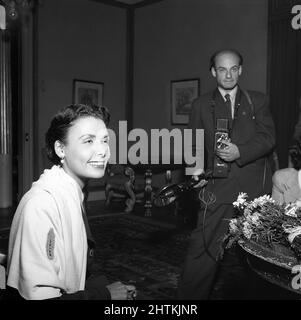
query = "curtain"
xmin=268 ymin=0 xmax=301 ymax=168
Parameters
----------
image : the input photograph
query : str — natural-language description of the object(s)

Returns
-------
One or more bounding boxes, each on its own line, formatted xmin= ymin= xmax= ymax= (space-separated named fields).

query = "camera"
xmin=215 ymin=132 xmax=229 ymax=150
xmin=213 ymin=119 xmax=230 ymax=178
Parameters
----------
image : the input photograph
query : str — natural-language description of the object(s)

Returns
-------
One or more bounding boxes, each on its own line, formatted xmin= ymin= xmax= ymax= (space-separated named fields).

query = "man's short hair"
xmin=209 ymin=49 xmax=243 ymax=70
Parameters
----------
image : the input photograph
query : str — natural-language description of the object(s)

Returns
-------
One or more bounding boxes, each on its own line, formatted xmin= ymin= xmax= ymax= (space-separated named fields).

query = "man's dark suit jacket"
xmin=189 ymin=86 xmax=276 ymax=203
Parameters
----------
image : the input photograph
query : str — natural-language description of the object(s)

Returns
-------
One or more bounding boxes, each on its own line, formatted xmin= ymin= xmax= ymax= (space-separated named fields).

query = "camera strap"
xmin=241 ymin=89 xmax=269 ymax=191
xmin=241 ymin=89 xmax=255 ymax=120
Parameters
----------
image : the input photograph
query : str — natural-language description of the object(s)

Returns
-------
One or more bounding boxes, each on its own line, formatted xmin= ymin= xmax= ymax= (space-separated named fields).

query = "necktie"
xmin=225 ymin=94 xmax=233 ymax=119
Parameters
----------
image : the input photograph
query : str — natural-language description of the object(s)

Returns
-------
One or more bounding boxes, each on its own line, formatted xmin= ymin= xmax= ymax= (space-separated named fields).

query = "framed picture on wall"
xmin=73 ymin=79 xmax=104 ymax=106
xmin=171 ymin=78 xmax=200 ymax=125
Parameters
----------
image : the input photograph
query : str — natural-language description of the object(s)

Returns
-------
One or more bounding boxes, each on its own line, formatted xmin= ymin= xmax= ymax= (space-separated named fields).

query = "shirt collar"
xmin=218 ymin=86 xmax=238 ymax=102
xmin=59 ymin=166 xmax=85 ymax=203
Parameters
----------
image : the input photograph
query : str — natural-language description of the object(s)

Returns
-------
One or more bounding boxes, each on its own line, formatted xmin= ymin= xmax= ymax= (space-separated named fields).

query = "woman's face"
xmin=57 ymin=116 xmax=110 ymax=188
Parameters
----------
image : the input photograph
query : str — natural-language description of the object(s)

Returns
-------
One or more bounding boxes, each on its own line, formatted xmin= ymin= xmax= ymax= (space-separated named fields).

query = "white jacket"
xmin=7 ymin=166 xmax=88 ymax=300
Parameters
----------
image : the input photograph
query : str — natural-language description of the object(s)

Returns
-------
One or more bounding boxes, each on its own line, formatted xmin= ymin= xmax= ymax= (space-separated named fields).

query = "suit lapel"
xmin=231 ymin=87 xmax=241 ymax=135
xmin=231 ymin=87 xmax=251 ymax=141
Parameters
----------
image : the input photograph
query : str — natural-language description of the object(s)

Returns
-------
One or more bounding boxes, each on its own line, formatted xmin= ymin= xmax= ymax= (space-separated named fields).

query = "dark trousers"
xmin=209 ymin=245 xmax=251 ymax=300
xmin=177 ymin=202 xmax=249 ymax=300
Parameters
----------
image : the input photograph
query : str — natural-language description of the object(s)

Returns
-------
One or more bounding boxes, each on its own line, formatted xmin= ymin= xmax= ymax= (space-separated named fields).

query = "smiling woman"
xmin=43 ymin=104 xmax=112 ymax=192
xmin=50 ymin=114 xmax=110 ymax=188
xmin=5 ymin=104 xmax=136 ymax=300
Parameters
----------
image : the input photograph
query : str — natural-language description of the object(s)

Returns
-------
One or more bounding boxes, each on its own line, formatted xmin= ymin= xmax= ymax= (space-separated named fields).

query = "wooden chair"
xmin=104 ymin=164 xmax=145 ymax=213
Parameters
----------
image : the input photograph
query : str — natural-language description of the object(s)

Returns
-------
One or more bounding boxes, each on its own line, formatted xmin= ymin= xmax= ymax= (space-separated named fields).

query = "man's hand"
xmin=216 ymin=140 xmax=240 ymax=162
xmin=106 ymin=281 xmax=137 ymax=300
xmin=192 ymin=175 xmax=208 ymax=188
xmin=189 ymin=168 xmax=208 ymax=188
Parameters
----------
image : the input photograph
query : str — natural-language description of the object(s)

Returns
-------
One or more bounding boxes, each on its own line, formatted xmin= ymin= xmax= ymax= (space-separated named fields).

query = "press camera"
xmin=213 ymin=119 xmax=230 ymax=178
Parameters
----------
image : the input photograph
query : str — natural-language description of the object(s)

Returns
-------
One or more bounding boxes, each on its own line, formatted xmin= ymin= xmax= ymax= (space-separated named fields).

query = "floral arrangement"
xmin=222 ymin=193 xmax=301 ymax=260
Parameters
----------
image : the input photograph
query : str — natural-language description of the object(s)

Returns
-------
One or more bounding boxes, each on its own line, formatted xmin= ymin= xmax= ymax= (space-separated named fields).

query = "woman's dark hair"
xmin=45 ymin=104 xmax=110 ymax=165
xmin=209 ymin=49 xmax=243 ymax=71
xmin=289 ymin=142 xmax=301 ymax=170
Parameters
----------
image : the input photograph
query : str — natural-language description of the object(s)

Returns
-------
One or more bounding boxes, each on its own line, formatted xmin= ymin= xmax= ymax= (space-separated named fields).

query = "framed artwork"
xmin=171 ymin=78 xmax=200 ymax=124
xmin=73 ymin=79 xmax=104 ymax=106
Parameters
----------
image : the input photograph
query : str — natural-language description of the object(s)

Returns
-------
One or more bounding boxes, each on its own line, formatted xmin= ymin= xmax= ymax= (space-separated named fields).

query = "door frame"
xmin=18 ymin=10 xmax=35 ymax=200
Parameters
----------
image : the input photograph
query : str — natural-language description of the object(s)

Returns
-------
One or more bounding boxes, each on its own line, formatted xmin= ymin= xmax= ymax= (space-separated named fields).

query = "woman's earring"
xmin=60 ymin=157 xmax=65 ymax=165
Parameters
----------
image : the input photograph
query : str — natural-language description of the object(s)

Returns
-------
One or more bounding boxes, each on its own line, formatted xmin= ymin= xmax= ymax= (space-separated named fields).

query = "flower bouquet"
xmin=222 ymin=193 xmax=301 ymax=267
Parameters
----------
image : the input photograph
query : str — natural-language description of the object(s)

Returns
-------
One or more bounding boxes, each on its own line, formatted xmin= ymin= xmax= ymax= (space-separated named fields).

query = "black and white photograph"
xmin=73 ymin=79 xmax=104 ymax=106
xmin=171 ymin=78 xmax=200 ymax=124
xmin=0 ymin=0 xmax=301 ymax=307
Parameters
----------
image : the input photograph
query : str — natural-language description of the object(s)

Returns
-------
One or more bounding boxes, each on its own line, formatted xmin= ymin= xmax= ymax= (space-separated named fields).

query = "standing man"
xmin=177 ymin=49 xmax=275 ymax=299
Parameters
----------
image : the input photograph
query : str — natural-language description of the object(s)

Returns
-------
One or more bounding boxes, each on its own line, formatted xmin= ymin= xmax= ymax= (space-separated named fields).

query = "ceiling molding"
xmin=132 ymin=0 xmax=164 ymax=9
xmin=90 ymin=0 xmax=130 ymax=9
xmin=90 ymin=0 xmax=165 ymax=9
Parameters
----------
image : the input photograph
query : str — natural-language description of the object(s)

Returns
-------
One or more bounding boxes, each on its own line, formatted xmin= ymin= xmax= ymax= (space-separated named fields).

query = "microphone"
xmin=153 ymin=170 xmax=213 ymax=207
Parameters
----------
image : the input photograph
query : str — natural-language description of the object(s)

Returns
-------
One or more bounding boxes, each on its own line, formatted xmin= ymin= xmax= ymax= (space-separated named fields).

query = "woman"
xmin=272 ymin=143 xmax=301 ymax=204
xmin=6 ymin=104 xmax=136 ymax=300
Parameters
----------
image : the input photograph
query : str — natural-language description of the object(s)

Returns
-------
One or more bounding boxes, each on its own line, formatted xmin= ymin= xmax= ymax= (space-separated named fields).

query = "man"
xmin=177 ymin=49 xmax=275 ymax=300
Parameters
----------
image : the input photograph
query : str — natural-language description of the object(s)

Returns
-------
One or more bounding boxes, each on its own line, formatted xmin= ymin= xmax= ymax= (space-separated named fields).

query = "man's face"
xmin=211 ymin=52 xmax=242 ymax=91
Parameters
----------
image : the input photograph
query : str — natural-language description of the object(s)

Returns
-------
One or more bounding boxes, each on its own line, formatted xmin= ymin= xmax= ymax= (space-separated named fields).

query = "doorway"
xmin=5 ymin=7 xmax=35 ymax=207
xmin=10 ymin=19 xmax=21 ymax=207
